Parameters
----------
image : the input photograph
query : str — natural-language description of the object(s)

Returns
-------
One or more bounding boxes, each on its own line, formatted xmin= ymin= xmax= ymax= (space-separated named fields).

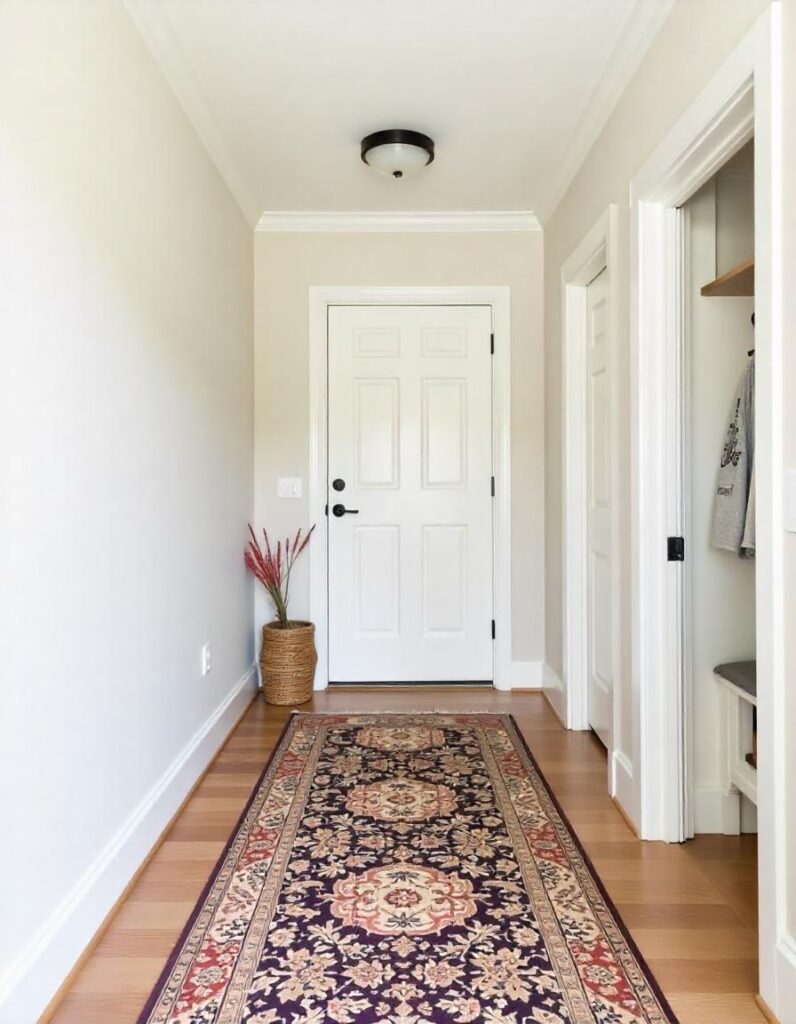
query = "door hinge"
xmin=667 ymin=536 xmax=685 ymax=562
xmin=490 ymin=332 xmax=495 ymax=355
xmin=491 ymin=619 xmax=496 ymax=640
xmin=325 ymin=503 xmax=328 ymax=517
xmin=491 ymin=475 xmax=495 ymax=497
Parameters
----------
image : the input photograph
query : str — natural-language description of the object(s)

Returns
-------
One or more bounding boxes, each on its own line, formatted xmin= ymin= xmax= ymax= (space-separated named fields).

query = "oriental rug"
xmin=139 ymin=713 xmax=677 ymax=1024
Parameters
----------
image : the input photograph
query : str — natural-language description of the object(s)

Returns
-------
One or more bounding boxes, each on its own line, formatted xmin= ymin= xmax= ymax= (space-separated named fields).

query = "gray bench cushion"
xmin=714 ymin=660 xmax=757 ymax=697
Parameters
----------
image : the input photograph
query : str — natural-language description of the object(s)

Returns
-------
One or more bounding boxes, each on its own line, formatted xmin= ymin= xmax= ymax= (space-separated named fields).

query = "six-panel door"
xmin=327 ymin=305 xmax=494 ymax=682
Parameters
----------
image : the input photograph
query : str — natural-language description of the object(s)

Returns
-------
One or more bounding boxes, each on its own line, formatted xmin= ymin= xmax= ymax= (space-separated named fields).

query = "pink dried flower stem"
xmin=245 ymin=524 xmax=315 ymax=629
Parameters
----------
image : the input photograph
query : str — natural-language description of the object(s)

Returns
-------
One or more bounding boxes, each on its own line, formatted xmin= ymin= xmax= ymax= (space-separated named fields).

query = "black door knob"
xmin=332 ymin=503 xmax=359 ymax=517
xmin=332 ymin=478 xmax=346 ymax=491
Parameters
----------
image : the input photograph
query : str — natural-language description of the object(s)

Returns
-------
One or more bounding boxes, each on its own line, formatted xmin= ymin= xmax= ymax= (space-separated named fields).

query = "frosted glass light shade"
xmin=361 ymin=130 xmax=435 ymax=179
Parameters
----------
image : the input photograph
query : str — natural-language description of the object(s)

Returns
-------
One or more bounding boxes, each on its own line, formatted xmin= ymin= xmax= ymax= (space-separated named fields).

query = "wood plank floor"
xmin=47 ymin=689 xmax=763 ymax=1024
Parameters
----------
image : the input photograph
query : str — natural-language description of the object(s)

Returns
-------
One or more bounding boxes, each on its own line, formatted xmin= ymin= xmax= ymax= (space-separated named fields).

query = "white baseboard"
xmin=693 ymin=784 xmax=746 ymax=835
xmin=611 ymin=749 xmax=636 ymax=825
xmin=507 ymin=660 xmax=543 ymax=689
xmin=541 ymin=663 xmax=566 ymax=723
xmin=775 ymin=935 xmax=796 ymax=1022
xmin=740 ymin=795 xmax=758 ymax=834
xmin=0 ymin=664 xmax=258 ymax=1022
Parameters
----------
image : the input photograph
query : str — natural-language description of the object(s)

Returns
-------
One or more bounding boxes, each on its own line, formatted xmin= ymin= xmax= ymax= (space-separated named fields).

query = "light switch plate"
xmin=277 ymin=477 xmax=302 ymax=499
xmin=785 ymin=470 xmax=796 ymax=533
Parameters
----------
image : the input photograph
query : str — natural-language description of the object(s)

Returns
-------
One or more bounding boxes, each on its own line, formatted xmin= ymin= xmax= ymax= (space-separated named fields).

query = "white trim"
xmin=257 ymin=211 xmax=541 ymax=233
xmin=630 ymin=80 xmax=755 ymax=204
xmin=508 ymin=661 xmax=544 ymax=689
xmin=680 ymin=201 xmax=696 ymax=842
xmin=754 ymin=5 xmax=786 ymax=1013
xmin=629 ymin=5 xmax=790 ymax=1016
xmin=629 ymin=28 xmax=758 ymax=846
xmin=123 ymin=1 xmax=259 ymax=225
xmin=0 ymin=665 xmax=258 ymax=1021
xmin=542 ymin=663 xmax=566 ymax=724
xmin=693 ymin=784 xmax=746 ymax=835
xmin=777 ymin=937 xmax=796 ymax=1015
xmin=611 ymin=750 xmax=635 ymax=821
xmin=538 ymin=0 xmax=674 ymax=224
xmin=308 ymin=286 xmax=512 ymax=691
xmin=560 ymin=207 xmax=622 ymax=795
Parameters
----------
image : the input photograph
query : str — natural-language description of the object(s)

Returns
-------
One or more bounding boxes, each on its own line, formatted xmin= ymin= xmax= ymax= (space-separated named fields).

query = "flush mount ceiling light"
xmin=361 ymin=129 xmax=435 ymax=179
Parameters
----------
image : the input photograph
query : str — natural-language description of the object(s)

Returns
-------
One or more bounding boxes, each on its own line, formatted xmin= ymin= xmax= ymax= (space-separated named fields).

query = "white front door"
xmin=327 ymin=305 xmax=494 ymax=683
xmin=586 ymin=269 xmax=613 ymax=746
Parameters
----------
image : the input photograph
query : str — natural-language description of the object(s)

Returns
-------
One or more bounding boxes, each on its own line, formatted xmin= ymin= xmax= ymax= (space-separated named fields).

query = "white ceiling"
xmin=126 ymin=0 xmax=671 ymax=226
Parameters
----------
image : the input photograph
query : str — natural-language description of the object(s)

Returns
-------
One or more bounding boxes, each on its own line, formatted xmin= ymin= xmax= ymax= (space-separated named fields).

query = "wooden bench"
xmin=715 ymin=660 xmax=757 ymax=833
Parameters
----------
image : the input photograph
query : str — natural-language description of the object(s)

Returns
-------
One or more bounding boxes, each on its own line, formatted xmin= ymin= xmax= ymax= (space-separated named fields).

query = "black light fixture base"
xmin=360 ymin=129 xmax=435 ymax=168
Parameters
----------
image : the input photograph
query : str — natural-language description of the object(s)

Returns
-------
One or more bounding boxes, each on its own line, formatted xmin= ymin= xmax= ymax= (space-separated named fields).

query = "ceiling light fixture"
xmin=360 ymin=129 xmax=435 ymax=179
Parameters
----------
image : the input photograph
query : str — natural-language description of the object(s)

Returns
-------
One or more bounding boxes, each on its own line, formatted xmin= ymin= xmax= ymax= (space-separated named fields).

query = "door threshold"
xmin=328 ymin=680 xmax=494 ymax=688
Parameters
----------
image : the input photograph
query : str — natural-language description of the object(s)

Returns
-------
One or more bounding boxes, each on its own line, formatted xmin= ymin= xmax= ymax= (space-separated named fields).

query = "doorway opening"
xmin=630 ymin=8 xmax=787 ymax=1011
xmin=307 ymin=287 xmax=513 ymax=691
xmin=561 ymin=206 xmax=622 ymax=795
xmin=680 ymin=140 xmax=757 ymax=842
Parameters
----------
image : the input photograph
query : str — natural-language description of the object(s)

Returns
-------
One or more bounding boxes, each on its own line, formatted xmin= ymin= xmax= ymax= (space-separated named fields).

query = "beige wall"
xmin=254 ymin=231 xmax=544 ymax=665
xmin=0 ymin=2 xmax=253 ymax=1016
xmin=543 ymin=0 xmax=769 ymax=768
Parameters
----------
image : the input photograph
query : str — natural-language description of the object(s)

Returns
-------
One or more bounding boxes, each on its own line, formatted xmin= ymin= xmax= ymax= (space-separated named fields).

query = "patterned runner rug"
xmin=139 ymin=713 xmax=677 ymax=1024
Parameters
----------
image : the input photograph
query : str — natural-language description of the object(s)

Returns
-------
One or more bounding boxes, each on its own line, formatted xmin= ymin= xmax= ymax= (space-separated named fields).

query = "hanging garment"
xmin=712 ymin=356 xmax=755 ymax=556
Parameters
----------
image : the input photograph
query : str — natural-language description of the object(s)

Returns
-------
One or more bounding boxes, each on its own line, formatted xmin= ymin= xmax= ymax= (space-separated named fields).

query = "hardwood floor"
xmin=46 ymin=688 xmax=763 ymax=1024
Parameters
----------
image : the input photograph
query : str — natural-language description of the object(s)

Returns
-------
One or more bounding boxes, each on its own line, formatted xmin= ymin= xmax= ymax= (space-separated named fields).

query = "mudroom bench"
xmin=715 ymin=660 xmax=757 ymax=833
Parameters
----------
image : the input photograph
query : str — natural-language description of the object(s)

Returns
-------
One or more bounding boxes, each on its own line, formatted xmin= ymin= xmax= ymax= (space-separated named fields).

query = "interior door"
xmin=327 ymin=305 xmax=493 ymax=683
xmin=586 ymin=269 xmax=613 ymax=745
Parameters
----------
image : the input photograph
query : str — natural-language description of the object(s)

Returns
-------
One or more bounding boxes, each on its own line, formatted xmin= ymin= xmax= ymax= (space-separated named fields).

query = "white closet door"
xmin=586 ymin=270 xmax=613 ymax=746
xmin=327 ymin=305 xmax=493 ymax=682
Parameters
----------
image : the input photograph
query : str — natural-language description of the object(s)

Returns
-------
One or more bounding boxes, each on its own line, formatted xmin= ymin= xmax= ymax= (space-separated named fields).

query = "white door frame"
xmin=630 ymin=5 xmax=789 ymax=1015
xmin=630 ymin=23 xmax=757 ymax=841
xmin=560 ymin=208 xmax=622 ymax=790
xmin=308 ymin=286 xmax=512 ymax=690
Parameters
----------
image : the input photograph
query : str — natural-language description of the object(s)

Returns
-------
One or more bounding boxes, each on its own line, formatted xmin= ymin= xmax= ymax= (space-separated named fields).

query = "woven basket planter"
xmin=259 ymin=621 xmax=316 ymax=706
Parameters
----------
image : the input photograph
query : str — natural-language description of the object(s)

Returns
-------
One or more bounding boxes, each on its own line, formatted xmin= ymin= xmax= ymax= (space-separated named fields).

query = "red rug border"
xmin=504 ymin=714 xmax=680 ymax=1024
xmin=135 ymin=709 xmax=681 ymax=1024
xmin=136 ymin=709 xmax=297 ymax=1024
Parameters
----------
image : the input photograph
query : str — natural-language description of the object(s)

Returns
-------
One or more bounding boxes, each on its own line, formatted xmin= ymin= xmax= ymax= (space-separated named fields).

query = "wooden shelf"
xmin=701 ymin=259 xmax=754 ymax=297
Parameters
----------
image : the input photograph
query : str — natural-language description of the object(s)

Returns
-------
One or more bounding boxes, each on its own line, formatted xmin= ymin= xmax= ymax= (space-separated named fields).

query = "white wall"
xmin=254 ymin=231 xmax=545 ymax=675
xmin=715 ymin=142 xmax=755 ymax=273
xmin=0 ymin=2 xmax=254 ymax=1018
xmin=686 ymin=178 xmax=756 ymax=833
xmin=543 ymin=0 xmax=768 ymax=810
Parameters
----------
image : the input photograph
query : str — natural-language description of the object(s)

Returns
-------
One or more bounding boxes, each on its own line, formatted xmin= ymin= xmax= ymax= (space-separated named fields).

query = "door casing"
xmin=308 ymin=286 xmax=512 ymax=691
xmin=629 ymin=6 xmax=790 ymax=1017
xmin=560 ymin=207 xmax=622 ymax=801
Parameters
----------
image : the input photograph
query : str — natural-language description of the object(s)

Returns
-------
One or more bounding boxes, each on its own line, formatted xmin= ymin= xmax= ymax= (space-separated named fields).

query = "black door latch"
xmin=667 ymin=536 xmax=685 ymax=561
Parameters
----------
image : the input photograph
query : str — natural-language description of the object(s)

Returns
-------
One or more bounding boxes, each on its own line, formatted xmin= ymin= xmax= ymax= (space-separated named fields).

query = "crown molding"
xmin=255 ymin=210 xmax=541 ymax=233
xmin=537 ymin=0 xmax=675 ymax=225
xmin=123 ymin=0 xmax=259 ymax=226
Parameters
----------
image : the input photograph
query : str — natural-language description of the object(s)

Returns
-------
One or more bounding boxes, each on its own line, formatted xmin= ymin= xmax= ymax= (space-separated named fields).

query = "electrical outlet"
xmin=201 ymin=643 xmax=212 ymax=676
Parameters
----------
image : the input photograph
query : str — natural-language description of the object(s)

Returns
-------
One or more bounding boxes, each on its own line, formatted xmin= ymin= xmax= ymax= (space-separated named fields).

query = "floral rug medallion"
xmin=346 ymin=778 xmax=458 ymax=822
xmin=139 ymin=713 xmax=678 ymax=1024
